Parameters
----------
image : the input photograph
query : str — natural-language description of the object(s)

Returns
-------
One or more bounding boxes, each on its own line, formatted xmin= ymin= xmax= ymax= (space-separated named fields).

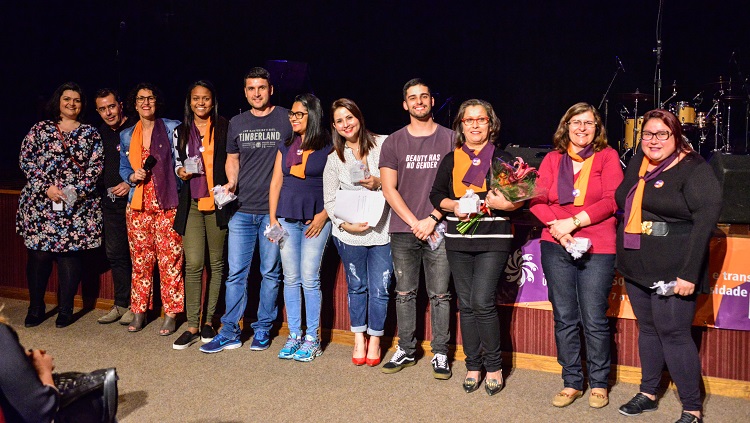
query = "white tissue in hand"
xmin=212 ymin=185 xmax=236 ymax=209
xmin=650 ymin=280 xmax=677 ymax=296
xmin=565 ymin=237 xmax=592 ymax=259
xmin=264 ymin=223 xmax=289 ymax=244
xmin=184 ymin=156 xmax=204 ymax=174
xmin=61 ymin=185 xmax=77 ymax=207
xmin=458 ymin=189 xmax=480 ymax=214
xmin=428 ymin=222 xmax=446 ymax=251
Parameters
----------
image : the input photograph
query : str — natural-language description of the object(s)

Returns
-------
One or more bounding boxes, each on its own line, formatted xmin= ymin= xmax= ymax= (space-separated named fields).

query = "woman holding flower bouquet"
xmin=529 ymin=102 xmax=623 ymax=408
xmin=429 ymin=99 xmax=522 ymax=396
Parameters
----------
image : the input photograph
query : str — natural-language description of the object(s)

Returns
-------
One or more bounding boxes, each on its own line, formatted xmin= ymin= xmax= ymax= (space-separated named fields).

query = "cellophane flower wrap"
xmin=491 ymin=156 xmax=543 ymax=202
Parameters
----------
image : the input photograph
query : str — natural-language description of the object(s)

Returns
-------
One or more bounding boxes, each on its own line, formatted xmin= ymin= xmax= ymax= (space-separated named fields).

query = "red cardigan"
xmin=529 ymin=147 xmax=623 ymax=254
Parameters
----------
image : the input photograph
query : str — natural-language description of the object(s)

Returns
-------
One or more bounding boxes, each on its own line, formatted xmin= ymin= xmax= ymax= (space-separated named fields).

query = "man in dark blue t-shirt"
xmin=201 ymin=67 xmax=293 ymax=354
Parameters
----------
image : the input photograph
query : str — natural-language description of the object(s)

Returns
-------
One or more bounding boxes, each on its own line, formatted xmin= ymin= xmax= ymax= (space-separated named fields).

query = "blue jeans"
xmin=280 ymin=218 xmax=332 ymax=339
xmin=333 ymin=238 xmax=393 ymax=336
xmin=219 ymin=212 xmax=281 ymax=340
xmin=390 ymin=232 xmax=451 ymax=356
xmin=540 ymin=240 xmax=615 ymax=390
xmin=447 ymin=250 xmax=507 ymax=373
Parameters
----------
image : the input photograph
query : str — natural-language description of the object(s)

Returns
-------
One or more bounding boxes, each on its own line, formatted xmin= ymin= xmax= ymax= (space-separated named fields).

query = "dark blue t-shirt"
xmin=226 ymin=106 xmax=292 ymax=214
xmin=276 ymin=140 xmax=331 ymax=220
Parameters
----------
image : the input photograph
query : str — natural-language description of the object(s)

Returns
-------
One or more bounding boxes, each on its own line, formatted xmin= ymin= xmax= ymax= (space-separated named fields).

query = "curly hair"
xmin=552 ymin=102 xmax=608 ymax=153
xmin=452 ymin=99 xmax=501 ymax=148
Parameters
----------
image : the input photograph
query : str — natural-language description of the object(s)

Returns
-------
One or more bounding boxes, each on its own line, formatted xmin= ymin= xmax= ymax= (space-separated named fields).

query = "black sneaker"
xmin=675 ymin=411 xmax=703 ymax=423
xmin=173 ymin=331 xmax=199 ymax=350
xmin=431 ymin=353 xmax=452 ymax=380
xmin=381 ymin=346 xmax=416 ymax=374
xmin=619 ymin=393 xmax=658 ymax=416
xmin=200 ymin=324 xmax=216 ymax=343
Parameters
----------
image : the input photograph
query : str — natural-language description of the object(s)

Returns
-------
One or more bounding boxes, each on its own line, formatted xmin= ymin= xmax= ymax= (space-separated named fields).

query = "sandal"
xmin=159 ymin=315 xmax=177 ymax=336
xmin=128 ymin=313 xmax=146 ymax=333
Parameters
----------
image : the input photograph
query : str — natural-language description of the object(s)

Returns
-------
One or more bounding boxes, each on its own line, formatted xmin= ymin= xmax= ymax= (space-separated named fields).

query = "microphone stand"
xmin=653 ymin=0 xmax=664 ymax=109
xmin=598 ymin=61 xmax=624 ymax=140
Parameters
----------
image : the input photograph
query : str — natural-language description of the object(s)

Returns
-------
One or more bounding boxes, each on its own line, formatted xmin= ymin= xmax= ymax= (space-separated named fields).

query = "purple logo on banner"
xmin=498 ymin=238 xmax=549 ymax=304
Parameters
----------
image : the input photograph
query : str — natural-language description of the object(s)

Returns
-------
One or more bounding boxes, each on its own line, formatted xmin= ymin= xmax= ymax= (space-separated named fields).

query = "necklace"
xmin=195 ymin=122 xmax=208 ymax=127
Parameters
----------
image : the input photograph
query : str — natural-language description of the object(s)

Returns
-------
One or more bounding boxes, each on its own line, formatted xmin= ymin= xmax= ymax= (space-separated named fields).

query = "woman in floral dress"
xmin=16 ymin=82 xmax=103 ymax=328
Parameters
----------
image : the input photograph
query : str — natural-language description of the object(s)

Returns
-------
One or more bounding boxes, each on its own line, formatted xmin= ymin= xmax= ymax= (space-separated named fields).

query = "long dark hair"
xmin=330 ymin=98 xmax=376 ymax=162
xmin=127 ymin=82 xmax=165 ymax=119
xmin=286 ymin=93 xmax=330 ymax=151
xmin=178 ymin=80 xmax=219 ymax=151
xmin=46 ymin=82 xmax=86 ymax=123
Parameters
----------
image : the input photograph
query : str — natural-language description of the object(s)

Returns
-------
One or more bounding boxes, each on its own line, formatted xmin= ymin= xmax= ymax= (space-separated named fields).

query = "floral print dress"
xmin=16 ymin=120 xmax=103 ymax=252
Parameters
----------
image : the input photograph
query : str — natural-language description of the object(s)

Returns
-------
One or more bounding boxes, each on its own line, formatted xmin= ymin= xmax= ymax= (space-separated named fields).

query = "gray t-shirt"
xmin=226 ymin=106 xmax=292 ymax=214
xmin=379 ymin=124 xmax=454 ymax=233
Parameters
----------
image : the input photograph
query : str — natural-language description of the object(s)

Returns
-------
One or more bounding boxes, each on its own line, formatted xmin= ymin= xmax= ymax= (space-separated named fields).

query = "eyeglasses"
xmin=96 ymin=104 xmax=118 ymax=113
xmin=461 ymin=117 xmax=490 ymax=126
xmin=641 ymin=130 xmax=672 ymax=141
xmin=288 ymin=111 xmax=309 ymax=120
xmin=568 ymin=120 xmax=596 ymax=129
xmin=136 ymin=96 xmax=156 ymax=104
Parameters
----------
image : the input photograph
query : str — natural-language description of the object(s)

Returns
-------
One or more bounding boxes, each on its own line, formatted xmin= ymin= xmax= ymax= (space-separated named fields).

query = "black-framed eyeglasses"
xmin=288 ymin=111 xmax=309 ymax=119
xmin=641 ymin=130 xmax=672 ymax=141
xmin=135 ymin=96 xmax=156 ymax=104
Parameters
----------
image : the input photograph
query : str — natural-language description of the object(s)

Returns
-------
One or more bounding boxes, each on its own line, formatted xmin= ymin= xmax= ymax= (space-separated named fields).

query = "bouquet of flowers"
xmin=491 ymin=156 xmax=543 ymax=202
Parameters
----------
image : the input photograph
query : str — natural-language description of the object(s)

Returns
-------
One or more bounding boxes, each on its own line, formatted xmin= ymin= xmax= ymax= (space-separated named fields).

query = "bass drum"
xmin=623 ymin=116 xmax=643 ymax=149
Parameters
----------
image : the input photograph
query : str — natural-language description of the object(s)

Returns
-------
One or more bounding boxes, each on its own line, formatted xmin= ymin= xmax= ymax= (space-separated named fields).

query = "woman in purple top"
xmin=268 ymin=93 xmax=332 ymax=362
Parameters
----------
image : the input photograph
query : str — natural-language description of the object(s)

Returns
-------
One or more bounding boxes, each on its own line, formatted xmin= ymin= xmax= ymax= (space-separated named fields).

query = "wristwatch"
xmin=572 ymin=216 xmax=582 ymax=228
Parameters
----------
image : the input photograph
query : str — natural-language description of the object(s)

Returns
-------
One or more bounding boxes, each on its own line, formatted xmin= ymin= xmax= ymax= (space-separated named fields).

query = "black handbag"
xmin=53 ymin=368 xmax=119 ymax=423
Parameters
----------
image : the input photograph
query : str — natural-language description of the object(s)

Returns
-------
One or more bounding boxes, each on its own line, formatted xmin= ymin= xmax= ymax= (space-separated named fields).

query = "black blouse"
xmin=615 ymin=150 xmax=722 ymax=292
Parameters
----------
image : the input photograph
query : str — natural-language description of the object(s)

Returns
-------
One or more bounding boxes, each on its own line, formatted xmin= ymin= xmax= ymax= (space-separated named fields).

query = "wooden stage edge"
xmin=2 ymin=287 xmax=748 ymax=400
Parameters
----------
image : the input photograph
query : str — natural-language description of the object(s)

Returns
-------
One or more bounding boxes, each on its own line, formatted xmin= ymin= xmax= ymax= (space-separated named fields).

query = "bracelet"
xmin=428 ymin=214 xmax=440 ymax=223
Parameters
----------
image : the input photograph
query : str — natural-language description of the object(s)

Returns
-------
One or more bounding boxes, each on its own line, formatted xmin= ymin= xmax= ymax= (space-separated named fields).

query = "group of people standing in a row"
xmin=16 ymin=67 xmax=720 ymax=423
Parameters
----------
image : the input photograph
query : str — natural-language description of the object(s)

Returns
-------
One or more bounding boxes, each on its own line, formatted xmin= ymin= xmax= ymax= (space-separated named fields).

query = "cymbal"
xmin=617 ymin=92 xmax=654 ymax=102
xmin=720 ymin=94 xmax=748 ymax=101
xmin=704 ymin=79 xmax=743 ymax=90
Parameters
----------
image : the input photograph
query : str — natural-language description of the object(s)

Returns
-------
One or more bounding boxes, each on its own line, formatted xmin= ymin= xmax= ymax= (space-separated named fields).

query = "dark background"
xmin=3 ymin=0 xmax=748 ymax=179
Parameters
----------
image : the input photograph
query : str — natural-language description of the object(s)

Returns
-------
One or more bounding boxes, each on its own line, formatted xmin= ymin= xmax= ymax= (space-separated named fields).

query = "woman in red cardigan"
xmin=530 ymin=102 xmax=623 ymax=409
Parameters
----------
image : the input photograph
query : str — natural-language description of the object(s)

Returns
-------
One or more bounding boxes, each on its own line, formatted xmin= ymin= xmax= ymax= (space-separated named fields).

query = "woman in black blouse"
xmin=429 ymin=99 xmax=521 ymax=395
xmin=615 ymin=109 xmax=721 ymax=423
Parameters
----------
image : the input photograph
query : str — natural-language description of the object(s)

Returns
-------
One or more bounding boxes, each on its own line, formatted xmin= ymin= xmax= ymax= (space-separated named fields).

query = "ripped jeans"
xmin=333 ymin=238 xmax=393 ymax=336
xmin=390 ymin=233 xmax=451 ymax=356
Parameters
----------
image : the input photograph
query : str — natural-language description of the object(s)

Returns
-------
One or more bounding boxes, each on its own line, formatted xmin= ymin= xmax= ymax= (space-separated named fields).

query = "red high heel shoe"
xmin=365 ymin=345 xmax=381 ymax=367
xmin=352 ymin=337 xmax=368 ymax=366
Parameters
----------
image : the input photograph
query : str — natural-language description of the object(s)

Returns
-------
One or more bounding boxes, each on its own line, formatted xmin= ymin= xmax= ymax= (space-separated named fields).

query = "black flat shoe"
xmin=55 ymin=312 xmax=73 ymax=328
xmin=485 ymin=378 xmax=504 ymax=396
xmin=463 ymin=377 xmax=482 ymax=393
xmin=159 ymin=315 xmax=177 ymax=336
xmin=128 ymin=313 xmax=146 ymax=333
xmin=24 ymin=307 xmax=46 ymax=327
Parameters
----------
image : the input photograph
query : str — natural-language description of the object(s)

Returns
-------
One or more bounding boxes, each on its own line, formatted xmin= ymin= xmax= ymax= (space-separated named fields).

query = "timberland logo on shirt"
xmin=405 ymin=153 xmax=441 ymax=169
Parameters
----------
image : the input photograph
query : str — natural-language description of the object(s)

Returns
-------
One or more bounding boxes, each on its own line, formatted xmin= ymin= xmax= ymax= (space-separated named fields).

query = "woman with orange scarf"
xmin=615 ymin=109 xmax=721 ymax=423
xmin=118 ymin=83 xmax=183 ymax=335
xmin=171 ymin=81 xmax=229 ymax=349
xmin=530 ymin=102 xmax=623 ymax=408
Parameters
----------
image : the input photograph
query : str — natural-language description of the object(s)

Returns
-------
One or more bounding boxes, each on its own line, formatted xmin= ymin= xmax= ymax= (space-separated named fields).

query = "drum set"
xmin=618 ymin=78 xmax=749 ymax=158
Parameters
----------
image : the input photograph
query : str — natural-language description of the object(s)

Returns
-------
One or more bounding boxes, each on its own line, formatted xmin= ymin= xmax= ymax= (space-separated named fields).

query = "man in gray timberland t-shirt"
xmin=201 ymin=67 xmax=292 ymax=354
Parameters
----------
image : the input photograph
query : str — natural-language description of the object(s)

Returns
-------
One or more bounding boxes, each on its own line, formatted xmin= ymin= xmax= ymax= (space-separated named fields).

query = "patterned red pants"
xmin=126 ymin=204 xmax=184 ymax=314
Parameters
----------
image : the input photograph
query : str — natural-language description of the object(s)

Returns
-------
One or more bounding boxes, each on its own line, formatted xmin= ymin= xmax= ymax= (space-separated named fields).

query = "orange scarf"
xmin=198 ymin=121 xmax=215 ymax=211
xmin=567 ymin=144 xmax=595 ymax=206
xmin=452 ymin=147 xmax=487 ymax=198
xmin=624 ymin=156 xmax=651 ymax=235
xmin=290 ymin=150 xmax=313 ymax=179
xmin=128 ymin=121 xmax=145 ymax=210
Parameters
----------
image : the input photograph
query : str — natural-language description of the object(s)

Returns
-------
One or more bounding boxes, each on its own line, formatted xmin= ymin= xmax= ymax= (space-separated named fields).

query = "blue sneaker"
xmin=199 ymin=333 xmax=241 ymax=354
xmin=250 ymin=330 xmax=271 ymax=351
xmin=278 ymin=334 xmax=302 ymax=359
xmin=292 ymin=335 xmax=322 ymax=362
